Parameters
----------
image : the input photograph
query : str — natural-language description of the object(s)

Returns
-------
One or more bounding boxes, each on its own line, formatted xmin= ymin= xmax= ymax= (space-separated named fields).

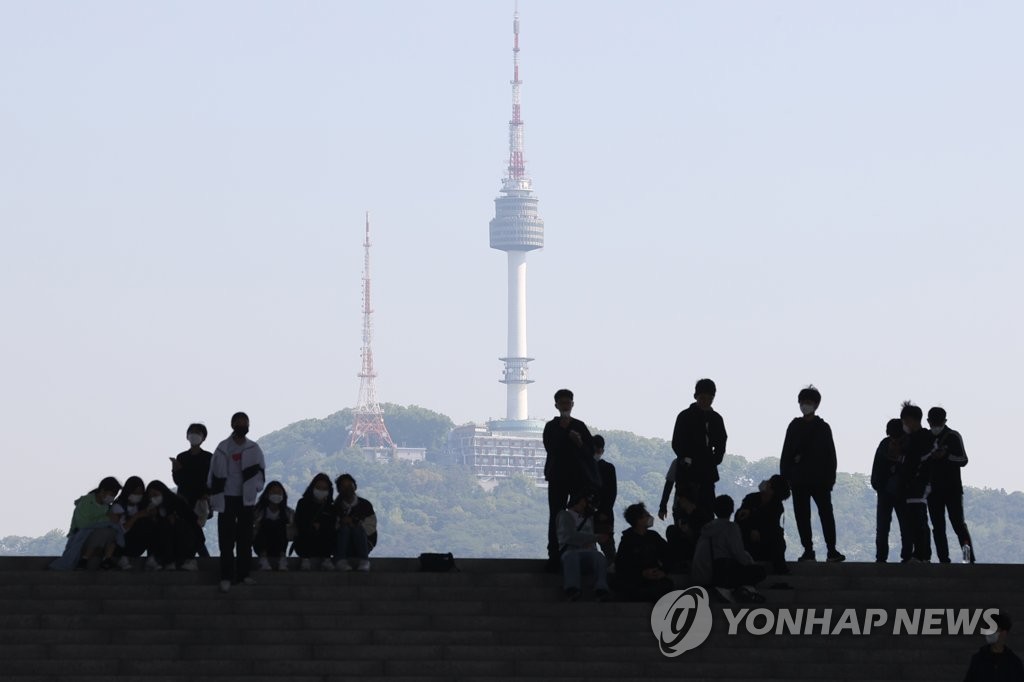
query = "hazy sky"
xmin=2 ymin=2 xmax=1022 ymax=537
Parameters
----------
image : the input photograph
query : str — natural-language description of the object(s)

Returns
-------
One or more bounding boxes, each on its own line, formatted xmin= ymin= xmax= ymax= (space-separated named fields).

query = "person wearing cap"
xmin=964 ymin=612 xmax=1024 ymax=681
xmin=556 ymin=491 xmax=610 ymax=602
xmin=926 ymin=406 xmax=975 ymax=563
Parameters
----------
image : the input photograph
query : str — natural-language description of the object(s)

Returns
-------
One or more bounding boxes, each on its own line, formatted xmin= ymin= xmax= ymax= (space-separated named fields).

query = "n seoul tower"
xmin=489 ymin=5 xmax=544 ymax=423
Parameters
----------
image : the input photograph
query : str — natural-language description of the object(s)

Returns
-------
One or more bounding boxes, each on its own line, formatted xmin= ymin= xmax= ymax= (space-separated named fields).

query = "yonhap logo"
xmin=650 ymin=587 xmax=714 ymax=657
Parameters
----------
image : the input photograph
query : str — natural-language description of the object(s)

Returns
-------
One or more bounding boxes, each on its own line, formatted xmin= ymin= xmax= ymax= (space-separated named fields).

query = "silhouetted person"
xmin=208 ymin=411 xmax=266 ymax=592
xmin=110 ymin=476 xmax=153 ymax=570
xmin=334 ymin=473 xmax=377 ymax=572
xmin=735 ymin=474 xmax=791 ymax=574
xmin=144 ymin=480 xmax=199 ymax=571
xmin=964 ymin=613 xmax=1024 ymax=682
xmin=780 ymin=385 xmax=845 ymax=563
xmin=613 ymin=502 xmax=674 ymax=603
xmin=293 ymin=473 xmax=338 ymax=571
xmin=542 ymin=388 xmax=597 ymax=570
xmin=871 ymin=418 xmax=912 ymax=563
xmin=671 ymin=378 xmax=726 ymax=535
xmin=899 ymin=401 xmax=934 ymax=562
xmin=253 ymin=481 xmax=293 ymax=571
xmin=557 ymin=491 xmax=610 ymax=601
xmin=691 ymin=495 xmax=766 ymax=602
xmin=593 ymin=435 xmax=617 ymax=565
xmin=927 ymin=407 xmax=975 ymax=563
xmin=171 ymin=422 xmax=213 ymax=557
xmin=659 ymin=458 xmax=699 ymax=568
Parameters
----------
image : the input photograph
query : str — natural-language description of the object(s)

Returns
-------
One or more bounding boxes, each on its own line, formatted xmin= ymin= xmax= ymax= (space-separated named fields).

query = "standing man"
xmin=671 ymin=378 xmax=727 ymax=535
xmin=208 ymin=412 xmax=266 ymax=592
xmin=899 ymin=401 xmax=935 ymax=563
xmin=871 ymin=418 xmax=912 ymax=563
xmin=926 ymin=407 xmax=975 ymax=563
xmin=542 ymin=389 xmax=597 ymax=571
xmin=593 ymin=435 xmax=618 ymax=565
xmin=171 ymin=422 xmax=213 ymax=557
xmin=780 ymin=386 xmax=845 ymax=563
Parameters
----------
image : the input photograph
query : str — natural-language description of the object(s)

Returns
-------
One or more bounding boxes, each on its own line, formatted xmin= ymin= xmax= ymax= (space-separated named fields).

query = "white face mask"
xmin=128 ymin=494 xmax=143 ymax=504
xmin=930 ymin=426 xmax=944 ymax=436
xmin=187 ymin=433 xmax=205 ymax=446
xmin=986 ymin=632 xmax=1000 ymax=645
xmin=268 ymin=494 xmax=284 ymax=505
xmin=902 ymin=424 xmax=912 ymax=435
xmin=799 ymin=403 xmax=816 ymax=416
xmin=645 ymin=516 xmax=655 ymax=528
xmin=149 ymin=495 xmax=163 ymax=507
xmin=312 ymin=489 xmax=329 ymax=501
xmin=101 ymin=495 xmax=115 ymax=506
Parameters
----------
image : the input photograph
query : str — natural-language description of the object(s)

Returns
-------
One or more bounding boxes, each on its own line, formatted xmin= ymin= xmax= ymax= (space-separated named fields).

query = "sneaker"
xmin=906 ymin=557 xmax=923 ymax=564
xmin=797 ymin=550 xmax=816 ymax=562
xmin=117 ymin=556 xmax=132 ymax=571
xmin=258 ymin=557 xmax=272 ymax=571
xmin=241 ymin=577 xmax=256 ymax=586
xmin=962 ymin=544 xmax=973 ymax=564
xmin=356 ymin=560 xmax=371 ymax=573
xmin=277 ymin=557 xmax=289 ymax=571
xmin=218 ymin=580 xmax=231 ymax=593
xmin=300 ymin=558 xmax=312 ymax=571
xmin=100 ymin=558 xmax=116 ymax=570
xmin=826 ymin=550 xmax=846 ymax=563
xmin=321 ymin=558 xmax=336 ymax=571
xmin=179 ymin=559 xmax=198 ymax=572
xmin=145 ymin=557 xmax=162 ymax=571
xmin=335 ymin=560 xmax=353 ymax=572
xmin=564 ymin=588 xmax=582 ymax=602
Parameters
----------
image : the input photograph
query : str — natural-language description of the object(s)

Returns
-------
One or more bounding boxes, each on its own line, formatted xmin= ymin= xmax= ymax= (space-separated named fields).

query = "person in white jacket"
xmin=208 ymin=412 xmax=266 ymax=593
xmin=691 ymin=495 xmax=766 ymax=600
xmin=556 ymin=492 xmax=611 ymax=601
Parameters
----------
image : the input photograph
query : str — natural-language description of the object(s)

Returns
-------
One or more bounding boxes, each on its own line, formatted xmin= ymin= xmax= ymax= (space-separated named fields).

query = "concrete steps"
xmin=1 ymin=557 xmax=1020 ymax=681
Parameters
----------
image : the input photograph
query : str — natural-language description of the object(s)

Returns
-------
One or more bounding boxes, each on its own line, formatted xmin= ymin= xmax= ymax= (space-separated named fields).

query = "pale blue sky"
xmin=1 ymin=1 xmax=1022 ymax=536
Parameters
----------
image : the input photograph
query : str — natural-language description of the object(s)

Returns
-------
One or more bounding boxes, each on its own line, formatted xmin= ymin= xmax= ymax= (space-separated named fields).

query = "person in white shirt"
xmin=207 ymin=412 xmax=266 ymax=593
xmin=556 ymin=492 xmax=611 ymax=601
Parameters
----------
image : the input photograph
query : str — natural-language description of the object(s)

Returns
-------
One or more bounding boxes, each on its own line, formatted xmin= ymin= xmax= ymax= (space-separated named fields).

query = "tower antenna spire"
xmin=349 ymin=211 xmax=396 ymax=450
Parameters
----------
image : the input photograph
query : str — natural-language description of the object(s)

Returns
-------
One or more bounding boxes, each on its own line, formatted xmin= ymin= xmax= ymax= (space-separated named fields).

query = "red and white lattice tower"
xmin=349 ymin=212 xmax=396 ymax=450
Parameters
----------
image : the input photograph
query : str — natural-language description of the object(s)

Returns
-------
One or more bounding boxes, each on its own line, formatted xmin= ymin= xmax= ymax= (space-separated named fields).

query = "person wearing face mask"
xmin=691 ymin=495 xmax=766 ymax=603
xmin=557 ymin=492 xmax=611 ymax=601
xmin=49 ymin=476 xmax=123 ymax=571
xmin=779 ymin=385 xmax=845 ymax=563
xmin=171 ymin=423 xmax=213 ymax=557
xmin=542 ymin=388 xmax=597 ymax=571
xmin=870 ymin=418 xmax=912 ymax=563
xmin=143 ymin=480 xmax=199 ymax=570
xmin=612 ymin=502 xmax=674 ymax=603
xmin=898 ymin=401 xmax=935 ymax=563
xmin=294 ymin=473 xmax=338 ymax=571
xmin=735 ymin=474 xmax=792 ymax=574
xmin=925 ymin=407 xmax=975 ymax=564
xmin=253 ymin=481 xmax=294 ymax=571
xmin=109 ymin=476 xmax=154 ymax=570
xmin=333 ymin=473 xmax=378 ymax=572
xmin=208 ymin=411 xmax=266 ymax=592
xmin=964 ymin=613 xmax=1024 ymax=681
xmin=592 ymin=436 xmax=618 ymax=566
xmin=672 ymin=378 xmax=727 ymax=539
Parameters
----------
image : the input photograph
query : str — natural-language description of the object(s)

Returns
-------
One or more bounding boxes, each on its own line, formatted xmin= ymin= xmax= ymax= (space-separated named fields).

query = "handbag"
xmin=418 ymin=552 xmax=458 ymax=572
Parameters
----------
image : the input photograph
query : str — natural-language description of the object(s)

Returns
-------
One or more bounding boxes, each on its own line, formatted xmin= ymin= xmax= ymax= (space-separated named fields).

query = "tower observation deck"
xmin=489 ymin=6 xmax=544 ymax=424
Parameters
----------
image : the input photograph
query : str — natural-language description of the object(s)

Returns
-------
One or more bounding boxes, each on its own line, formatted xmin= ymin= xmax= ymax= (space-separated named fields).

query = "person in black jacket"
xmin=964 ymin=613 xmax=1024 ymax=682
xmin=593 ymin=435 xmax=617 ymax=565
xmin=927 ymin=407 xmax=975 ymax=563
xmin=171 ymin=422 xmax=213 ymax=557
xmin=671 ymin=378 xmax=727 ymax=535
xmin=899 ymin=401 xmax=935 ymax=562
xmin=612 ymin=503 xmax=674 ymax=603
xmin=735 ymin=474 xmax=791 ymax=573
xmin=779 ymin=386 xmax=845 ymax=563
xmin=144 ymin=480 xmax=199 ymax=570
xmin=870 ymin=418 xmax=911 ymax=563
xmin=542 ymin=388 xmax=597 ymax=570
xmin=293 ymin=473 xmax=338 ymax=571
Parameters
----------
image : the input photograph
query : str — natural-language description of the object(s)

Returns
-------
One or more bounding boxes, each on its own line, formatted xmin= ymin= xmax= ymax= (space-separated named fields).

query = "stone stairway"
xmin=0 ymin=556 xmax=1020 ymax=681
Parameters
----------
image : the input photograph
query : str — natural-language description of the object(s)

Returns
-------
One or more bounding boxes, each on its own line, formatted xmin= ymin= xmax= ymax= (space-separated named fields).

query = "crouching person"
xmin=612 ymin=502 xmax=674 ymax=603
xmin=50 ymin=477 xmax=123 ymax=571
xmin=691 ymin=495 xmax=767 ymax=603
xmin=735 ymin=474 xmax=791 ymax=574
xmin=294 ymin=473 xmax=338 ymax=571
xmin=144 ymin=480 xmax=199 ymax=571
xmin=557 ymin=492 xmax=610 ymax=602
xmin=334 ymin=473 xmax=377 ymax=572
xmin=253 ymin=481 xmax=294 ymax=571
